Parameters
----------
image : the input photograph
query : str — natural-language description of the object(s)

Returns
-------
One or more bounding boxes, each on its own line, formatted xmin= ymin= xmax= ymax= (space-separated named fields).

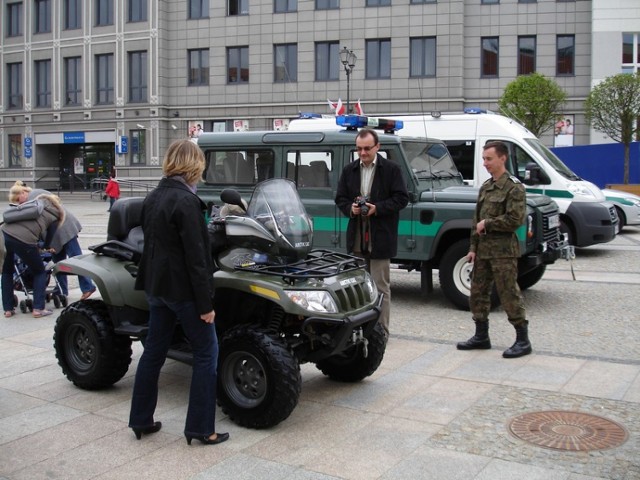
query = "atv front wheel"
xmin=218 ymin=326 xmax=301 ymax=429
xmin=54 ymin=300 xmax=132 ymax=389
xmin=316 ymin=322 xmax=387 ymax=382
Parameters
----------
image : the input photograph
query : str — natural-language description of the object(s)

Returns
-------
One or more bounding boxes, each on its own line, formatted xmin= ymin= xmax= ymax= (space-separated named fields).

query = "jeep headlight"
xmin=365 ymin=275 xmax=378 ymax=300
xmin=285 ymin=290 xmax=338 ymax=313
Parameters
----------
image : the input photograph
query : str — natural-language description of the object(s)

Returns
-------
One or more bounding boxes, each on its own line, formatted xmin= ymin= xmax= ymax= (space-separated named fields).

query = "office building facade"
xmin=0 ymin=0 xmax=636 ymax=188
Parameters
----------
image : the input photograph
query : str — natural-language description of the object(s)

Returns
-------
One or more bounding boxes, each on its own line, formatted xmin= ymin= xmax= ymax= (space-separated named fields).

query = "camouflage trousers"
xmin=469 ymin=257 xmax=526 ymax=327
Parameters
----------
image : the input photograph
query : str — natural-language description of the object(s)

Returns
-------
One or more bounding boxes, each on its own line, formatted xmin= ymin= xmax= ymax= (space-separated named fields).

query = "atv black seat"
xmin=107 ymin=197 xmax=145 ymax=250
xmin=89 ymin=197 xmax=145 ymax=262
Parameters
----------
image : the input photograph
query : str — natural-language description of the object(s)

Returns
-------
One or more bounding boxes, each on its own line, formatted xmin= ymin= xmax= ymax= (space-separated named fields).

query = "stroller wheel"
xmin=46 ymin=293 xmax=53 ymax=302
xmin=25 ymin=299 xmax=33 ymax=312
xmin=19 ymin=300 xmax=27 ymax=314
xmin=53 ymin=295 xmax=61 ymax=309
xmin=60 ymin=295 xmax=68 ymax=307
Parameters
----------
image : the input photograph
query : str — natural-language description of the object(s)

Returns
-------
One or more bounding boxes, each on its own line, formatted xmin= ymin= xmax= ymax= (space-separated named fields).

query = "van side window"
xmin=203 ymin=149 xmax=275 ymax=185
xmin=286 ymin=150 xmax=332 ymax=188
xmin=493 ymin=140 xmax=536 ymax=180
xmin=445 ymin=141 xmax=475 ymax=181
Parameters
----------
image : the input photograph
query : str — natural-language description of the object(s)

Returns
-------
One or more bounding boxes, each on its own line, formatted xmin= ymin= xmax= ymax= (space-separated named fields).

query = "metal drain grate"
xmin=508 ymin=410 xmax=628 ymax=451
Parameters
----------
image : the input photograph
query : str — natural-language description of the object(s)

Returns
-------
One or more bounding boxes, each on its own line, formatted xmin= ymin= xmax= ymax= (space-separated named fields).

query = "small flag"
xmin=327 ymin=98 xmax=346 ymax=116
xmin=354 ymin=99 xmax=364 ymax=116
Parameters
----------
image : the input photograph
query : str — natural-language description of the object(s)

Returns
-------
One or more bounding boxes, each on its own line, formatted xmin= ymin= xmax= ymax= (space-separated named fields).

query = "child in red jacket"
xmin=105 ymin=176 xmax=121 ymax=212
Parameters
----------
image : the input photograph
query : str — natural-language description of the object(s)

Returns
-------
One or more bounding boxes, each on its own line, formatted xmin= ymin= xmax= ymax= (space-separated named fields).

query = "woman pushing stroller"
xmin=2 ymin=182 xmax=65 ymax=318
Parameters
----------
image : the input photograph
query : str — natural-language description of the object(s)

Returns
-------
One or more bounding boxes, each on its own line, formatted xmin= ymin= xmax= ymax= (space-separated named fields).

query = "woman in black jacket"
xmin=128 ymin=139 xmax=228 ymax=446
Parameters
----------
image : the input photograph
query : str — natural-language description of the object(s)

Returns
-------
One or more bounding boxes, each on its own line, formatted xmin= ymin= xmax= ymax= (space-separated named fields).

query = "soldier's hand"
xmin=476 ymin=219 xmax=486 ymax=235
xmin=466 ymin=252 xmax=476 ymax=263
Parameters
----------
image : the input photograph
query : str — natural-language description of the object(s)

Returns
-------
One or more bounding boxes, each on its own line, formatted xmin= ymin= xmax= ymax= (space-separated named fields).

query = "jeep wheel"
xmin=517 ymin=265 xmax=546 ymax=290
xmin=439 ymin=239 xmax=499 ymax=311
xmin=218 ymin=326 xmax=301 ymax=429
xmin=316 ymin=322 xmax=387 ymax=382
xmin=54 ymin=300 xmax=132 ymax=390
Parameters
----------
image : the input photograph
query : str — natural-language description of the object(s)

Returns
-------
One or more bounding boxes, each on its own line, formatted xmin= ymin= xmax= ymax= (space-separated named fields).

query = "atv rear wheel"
xmin=218 ymin=326 xmax=301 ymax=429
xmin=54 ymin=300 xmax=132 ymax=389
xmin=316 ymin=322 xmax=387 ymax=382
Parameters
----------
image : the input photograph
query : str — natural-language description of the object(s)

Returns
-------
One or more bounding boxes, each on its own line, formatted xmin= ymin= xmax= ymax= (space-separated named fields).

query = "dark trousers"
xmin=2 ymin=233 xmax=47 ymax=311
xmin=52 ymin=236 xmax=95 ymax=295
xmin=129 ymin=296 xmax=219 ymax=437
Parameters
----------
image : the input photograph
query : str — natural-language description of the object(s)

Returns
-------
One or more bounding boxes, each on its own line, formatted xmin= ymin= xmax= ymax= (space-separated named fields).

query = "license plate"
xmin=548 ymin=214 xmax=560 ymax=229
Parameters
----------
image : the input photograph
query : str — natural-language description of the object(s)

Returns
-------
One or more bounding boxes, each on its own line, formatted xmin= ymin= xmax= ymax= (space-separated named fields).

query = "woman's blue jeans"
xmin=52 ymin=236 xmax=95 ymax=295
xmin=129 ymin=296 xmax=219 ymax=437
xmin=2 ymin=233 xmax=47 ymax=311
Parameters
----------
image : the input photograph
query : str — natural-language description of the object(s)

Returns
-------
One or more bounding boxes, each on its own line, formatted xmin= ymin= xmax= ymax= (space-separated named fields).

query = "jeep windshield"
xmin=401 ymin=139 xmax=461 ymax=180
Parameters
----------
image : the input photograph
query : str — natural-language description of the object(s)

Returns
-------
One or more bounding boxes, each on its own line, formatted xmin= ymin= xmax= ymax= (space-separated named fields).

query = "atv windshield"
xmin=248 ymin=179 xmax=314 ymax=258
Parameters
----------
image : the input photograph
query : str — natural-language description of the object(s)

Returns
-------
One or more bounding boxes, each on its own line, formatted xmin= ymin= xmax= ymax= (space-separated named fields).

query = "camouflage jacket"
xmin=470 ymin=171 xmax=526 ymax=259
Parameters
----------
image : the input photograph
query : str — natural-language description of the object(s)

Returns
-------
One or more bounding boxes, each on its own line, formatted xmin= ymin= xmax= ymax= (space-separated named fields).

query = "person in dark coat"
xmin=128 ymin=139 xmax=229 ymax=446
xmin=335 ymin=128 xmax=409 ymax=336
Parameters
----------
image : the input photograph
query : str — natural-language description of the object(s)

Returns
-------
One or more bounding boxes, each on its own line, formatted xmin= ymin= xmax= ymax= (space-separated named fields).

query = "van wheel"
xmin=54 ymin=300 xmax=132 ymax=389
xmin=439 ymin=239 xmax=498 ymax=311
xmin=218 ymin=326 xmax=301 ymax=429
xmin=560 ymin=219 xmax=575 ymax=245
xmin=614 ymin=207 xmax=625 ymax=234
xmin=517 ymin=265 xmax=546 ymax=290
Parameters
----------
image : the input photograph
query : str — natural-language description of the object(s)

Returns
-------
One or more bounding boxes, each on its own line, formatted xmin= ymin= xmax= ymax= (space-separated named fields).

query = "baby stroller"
xmin=12 ymin=251 xmax=68 ymax=313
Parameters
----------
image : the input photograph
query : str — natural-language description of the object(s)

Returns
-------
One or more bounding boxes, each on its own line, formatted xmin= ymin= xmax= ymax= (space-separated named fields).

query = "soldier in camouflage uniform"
xmin=457 ymin=141 xmax=532 ymax=358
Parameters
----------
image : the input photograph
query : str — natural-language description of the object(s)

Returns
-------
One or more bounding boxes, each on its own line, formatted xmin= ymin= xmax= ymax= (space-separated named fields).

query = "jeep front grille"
xmin=542 ymin=211 xmax=561 ymax=243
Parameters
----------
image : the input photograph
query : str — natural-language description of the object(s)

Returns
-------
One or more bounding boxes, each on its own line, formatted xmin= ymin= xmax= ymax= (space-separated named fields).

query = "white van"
xmin=387 ymin=110 xmax=618 ymax=247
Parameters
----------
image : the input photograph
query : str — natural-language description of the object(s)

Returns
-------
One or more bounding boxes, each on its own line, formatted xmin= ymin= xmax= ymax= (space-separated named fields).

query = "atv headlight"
xmin=365 ymin=275 xmax=378 ymax=301
xmin=285 ymin=290 xmax=338 ymax=314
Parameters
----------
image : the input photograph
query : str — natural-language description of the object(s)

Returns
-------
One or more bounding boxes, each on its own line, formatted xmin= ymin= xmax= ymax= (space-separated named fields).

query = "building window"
xmin=229 ymin=0 xmax=248 ymax=15
xmin=129 ymin=0 xmax=147 ymax=22
xmin=227 ymin=46 xmax=249 ymax=84
xmin=366 ymin=39 xmax=391 ymax=79
xmin=34 ymin=0 xmax=51 ymax=33
xmin=64 ymin=57 xmax=82 ymax=106
xmin=274 ymin=0 xmax=296 ymax=13
xmin=315 ymin=41 xmax=339 ymax=81
xmin=481 ymin=36 xmax=499 ymax=77
xmin=130 ymin=129 xmax=146 ymax=165
xmin=518 ymin=0 xmax=535 ymax=3
xmin=316 ymin=0 xmax=338 ymax=9
xmin=64 ymin=0 xmax=81 ymax=29
xmin=188 ymin=49 xmax=209 ymax=85
xmin=34 ymin=59 xmax=51 ymax=108
xmin=128 ymin=51 xmax=148 ymax=102
xmin=366 ymin=0 xmax=391 ymax=5
xmin=518 ymin=35 xmax=536 ymax=75
xmin=622 ymin=33 xmax=640 ymax=73
xmin=9 ymin=134 xmax=23 ymax=168
xmin=96 ymin=0 xmax=113 ymax=26
xmin=556 ymin=34 xmax=575 ymax=76
xmin=410 ymin=37 xmax=436 ymax=77
xmin=410 ymin=0 xmax=435 ymax=3
xmin=95 ymin=54 xmax=114 ymax=104
xmin=189 ymin=0 xmax=209 ymax=18
xmin=481 ymin=0 xmax=499 ymax=3
xmin=7 ymin=63 xmax=23 ymax=110
xmin=7 ymin=2 xmax=23 ymax=37
xmin=274 ymin=44 xmax=297 ymax=82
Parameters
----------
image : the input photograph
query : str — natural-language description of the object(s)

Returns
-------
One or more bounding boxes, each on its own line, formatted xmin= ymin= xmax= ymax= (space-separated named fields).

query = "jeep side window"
xmin=445 ymin=140 xmax=475 ymax=181
xmin=203 ymin=149 xmax=275 ymax=184
xmin=286 ymin=150 xmax=332 ymax=188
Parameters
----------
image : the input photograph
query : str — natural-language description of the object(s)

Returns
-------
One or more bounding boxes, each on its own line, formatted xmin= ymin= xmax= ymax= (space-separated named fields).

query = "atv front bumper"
xmin=300 ymin=294 xmax=383 ymax=363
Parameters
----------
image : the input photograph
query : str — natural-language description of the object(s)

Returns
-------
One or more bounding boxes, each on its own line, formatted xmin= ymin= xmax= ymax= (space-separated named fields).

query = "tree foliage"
xmin=498 ymin=73 xmax=567 ymax=138
xmin=584 ymin=73 xmax=640 ymax=184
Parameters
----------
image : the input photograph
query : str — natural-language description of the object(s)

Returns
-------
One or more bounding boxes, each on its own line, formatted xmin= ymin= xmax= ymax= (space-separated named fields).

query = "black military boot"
xmin=503 ymin=324 xmax=532 ymax=358
xmin=457 ymin=320 xmax=491 ymax=350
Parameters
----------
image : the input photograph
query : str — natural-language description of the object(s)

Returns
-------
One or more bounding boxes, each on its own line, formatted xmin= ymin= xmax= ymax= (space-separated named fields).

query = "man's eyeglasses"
xmin=356 ymin=145 xmax=377 ymax=152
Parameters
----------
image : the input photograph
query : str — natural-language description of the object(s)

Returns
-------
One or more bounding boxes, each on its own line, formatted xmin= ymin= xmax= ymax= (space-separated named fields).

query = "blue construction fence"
xmin=550 ymin=141 xmax=640 ymax=188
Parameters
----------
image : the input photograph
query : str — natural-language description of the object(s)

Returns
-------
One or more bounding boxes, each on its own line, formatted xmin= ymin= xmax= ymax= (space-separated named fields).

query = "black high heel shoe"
xmin=132 ymin=421 xmax=162 ymax=440
xmin=185 ymin=432 xmax=229 ymax=445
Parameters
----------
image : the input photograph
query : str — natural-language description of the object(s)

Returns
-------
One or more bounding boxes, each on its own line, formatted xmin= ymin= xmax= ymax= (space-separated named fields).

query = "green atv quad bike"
xmin=53 ymin=178 xmax=385 ymax=428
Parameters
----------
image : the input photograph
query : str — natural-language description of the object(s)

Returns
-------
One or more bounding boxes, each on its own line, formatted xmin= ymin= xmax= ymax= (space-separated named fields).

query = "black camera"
xmin=355 ymin=196 xmax=369 ymax=216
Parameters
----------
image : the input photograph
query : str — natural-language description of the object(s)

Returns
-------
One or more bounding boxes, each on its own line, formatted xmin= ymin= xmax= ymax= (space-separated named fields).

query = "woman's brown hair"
xmin=163 ymin=139 xmax=205 ymax=186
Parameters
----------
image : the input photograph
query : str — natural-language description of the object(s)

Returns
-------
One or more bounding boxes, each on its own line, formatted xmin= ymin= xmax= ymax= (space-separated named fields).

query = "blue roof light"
xmin=463 ymin=107 xmax=487 ymax=114
xmin=298 ymin=112 xmax=323 ymax=119
xmin=336 ymin=115 xmax=403 ymax=133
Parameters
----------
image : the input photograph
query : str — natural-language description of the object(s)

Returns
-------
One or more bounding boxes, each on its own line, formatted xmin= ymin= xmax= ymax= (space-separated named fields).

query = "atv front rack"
xmin=233 ymin=249 xmax=366 ymax=285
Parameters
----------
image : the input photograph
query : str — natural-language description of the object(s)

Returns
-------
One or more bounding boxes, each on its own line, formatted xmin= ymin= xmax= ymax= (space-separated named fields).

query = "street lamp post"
xmin=339 ymin=46 xmax=357 ymax=114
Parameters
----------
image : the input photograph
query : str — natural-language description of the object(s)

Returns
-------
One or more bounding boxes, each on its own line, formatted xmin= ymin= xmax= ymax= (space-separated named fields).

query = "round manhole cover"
xmin=508 ymin=410 xmax=628 ymax=451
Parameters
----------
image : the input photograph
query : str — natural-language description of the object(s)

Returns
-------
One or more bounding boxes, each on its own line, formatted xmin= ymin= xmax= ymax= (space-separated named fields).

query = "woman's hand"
xmin=200 ymin=310 xmax=215 ymax=324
